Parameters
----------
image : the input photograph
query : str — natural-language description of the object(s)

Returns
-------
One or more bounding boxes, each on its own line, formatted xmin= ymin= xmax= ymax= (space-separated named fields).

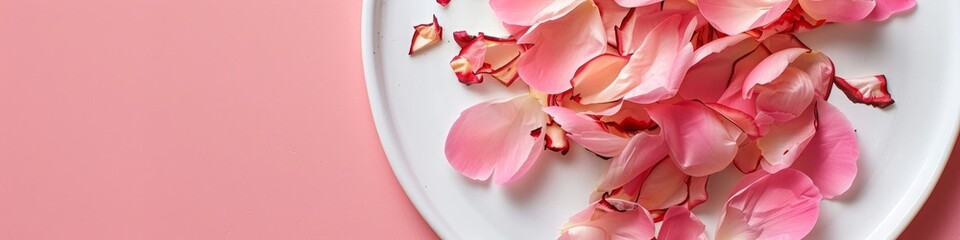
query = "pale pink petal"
xmin=800 ymin=0 xmax=876 ymax=22
xmin=680 ymin=34 xmax=758 ymax=102
xmin=717 ymin=46 xmax=772 ymax=116
xmin=716 ymin=169 xmax=823 ymax=240
xmin=408 ymin=15 xmax=443 ymax=55
xmin=571 ymin=54 xmax=631 ymax=104
xmin=706 ymin=103 xmax=761 ymax=138
xmin=544 ymin=106 xmax=629 ymax=157
xmin=647 ymin=101 xmax=743 ymax=177
xmin=445 ymin=95 xmax=546 ymax=184
xmin=835 ymin=75 xmax=895 ymax=108
xmin=637 ymin=158 xmax=690 ymax=210
xmin=742 ymin=48 xmax=810 ymax=99
xmin=560 ymin=199 xmax=656 ymax=240
xmin=616 ymin=5 xmax=678 ymax=56
xmin=595 ymin=0 xmax=633 ymax=46
xmin=545 ymin=122 xmax=571 ymax=154
xmin=597 ymin=133 xmax=669 ymax=193
xmin=658 ymin=206 xmax=708 ymax=240
xmin=865 ymin=0 xmax=916 ymax=21
xmin=789 ymin=51 xmax=836 ymax=100
xmin=489 ymin=0 xmax=582 ymax=26
xmin=753 ymin=67 xmax=816 ymax=128
xmin=692 ymin=33 xmax=753 ymax=63
xmin=519 ymin=0 xmax=607 ymax=94
xmin=758 ymin=105 xmax=816 ymax=173
xmin=792 ymin=100 xmax=859 ymax=199
xmin=698 ymin=0 xmax=793 ymax=35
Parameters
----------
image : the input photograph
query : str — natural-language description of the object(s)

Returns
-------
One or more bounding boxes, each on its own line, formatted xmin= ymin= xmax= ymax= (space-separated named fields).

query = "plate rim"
xmin=360 ymin=0 xmax=960 ymax=239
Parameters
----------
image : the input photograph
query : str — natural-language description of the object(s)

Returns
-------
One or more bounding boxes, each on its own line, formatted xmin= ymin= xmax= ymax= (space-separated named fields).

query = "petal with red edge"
xmin=647 ymin=101 xmax=743 ymax=177
xmin=792 ymin=100 xmax=859 ymax=199
xmin=544 ymin=106 xmax=629 ymax=158
xmin=560 ymin=199 xmax=656 ymax=240
xmin=518 ymin=0 xmax=607 ymax=94
xmin=449 ymin=33 xmax=524 ymax=86
xmin=835 ymin=75 xmax=895 ymax=109
xmin=658 ymin=206 xmax=708 ymax=240
xmin=444 ymin=94 xmax=546 ymax=184
xmin=697 ymin=0 xmax=792 ymax=35
xmin=865 ymin=0 xmax=916 ymax=21
xmin=706 ymin=103 xmax=761 ymax=138
xmin=800 ymin=0 xmax=876 ymax=22
xmin=597 ymin=133 xmax=668 ymax=194
xmin=437 ymin=0 xmax=450 ymax=7
xmin=409 ymin=15 xmax=443 ymax=55
xmin=716 ymin=169 xmax=822 ymax=240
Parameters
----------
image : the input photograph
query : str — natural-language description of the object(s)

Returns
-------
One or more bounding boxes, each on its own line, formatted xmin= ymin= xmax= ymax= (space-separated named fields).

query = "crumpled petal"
xmin=658 ymin=206 xmax=708 ymax=240
xmin=518 ymin=0 xmax=608 ymax=94
xmin=408 ymin=15 xmax=443 ymax=55
xmin=679 ymin=34 xmax=758 ymax=102
xmin=698 ymin=0 xmax=793 ymax=35
xmin=544 ymin=106 xmax=629 ymax=157
xmin=647 ymin=101 xmax=743 ymax=177
xmin=449 ymin=32 xmax=524 ymax=86
xmin=835 ymin=75 xmax=895 ymax=109
xmin=792 ymin=99 xmax=859 ymax=199
xmin=865 ymin=0 xmax=916 ymax=21
xmin=799 ymin=0 xmax=876 ymax=22
xmin=559 ymin=198 xmax=656 ymax=240
xmin=597 ymin=133 xmax=668 ymax=194
xmin=716 ymin=169 xmax=823 ymax=240
xmin=743 ymin=48 xmax=810 ymax=98
xmin=445 ymin=94 xmax=546 ymax=184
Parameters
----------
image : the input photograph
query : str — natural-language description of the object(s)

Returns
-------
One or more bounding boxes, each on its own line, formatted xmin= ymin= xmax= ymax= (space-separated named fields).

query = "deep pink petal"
xmin=733 ymin=140 xmax=763 ymax=174
xmin=445 ymin=95 xmax=546 ymax=184
xmin=658 ymin=206 xmax=708 ymax=240
xmin=698 ymin=0 xmax=793 ymax=35
xmin=518 ymin=0 xmax=607 ymax=94
xmin=792 ymin=100 xmax=859 ymax=199
xmin=835 ymin=75 xmax=895 ymax=108
xmin=544 ymin=106 xmax=629 ymax=157
xmin=437 ymin=0 xmax=450 ymax=7
xmin=647 ymin=101 xmax=742 ymax=177
xmin=716 ymin=169 xmax=823 ymax=240
xmin=865 ymin=0 xmax=916 ymax=21
xmin=686 ymin=176 xmax=710 ymax=209
xmin=799 ymin=0 xmax=876 ymax=22
xmin=597 ymin=133 xmax=668 ymax=193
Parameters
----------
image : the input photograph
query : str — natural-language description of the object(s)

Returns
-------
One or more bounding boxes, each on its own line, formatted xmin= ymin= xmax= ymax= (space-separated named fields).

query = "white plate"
xmin=361 ymin=1 xmax=960 ymax=239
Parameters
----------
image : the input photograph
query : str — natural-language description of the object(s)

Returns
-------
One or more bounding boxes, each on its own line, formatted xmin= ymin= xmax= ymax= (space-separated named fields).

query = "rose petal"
xmin=686 ymin=176 xmax=710 ymax=209
xmin=792 ymin=99 xmax=859 ymax=199
xmin=716 ymin=169 xmax=823 ymax=240
xmin=637 ymin=158 xmax=690 ymax=210
xmin=518 ymin=0 xmax=607 ymax=94
xmin=544 ymin=106 xmax=629 ymax=157
xmin=757 ymin=105 xmax=816 ymax=173
xmin=742 ymin=48 xmax=810 ymax=99
xmin=733 ymin=140 xmax=763 ymax=174
xmin=865 ymin=0 xmax=916 ymax=21
xmin=753 ymin=67 xmax=816 ymax=128
xmin=445 ymin=94 xmax=546 ymax=184
xmin=571 ymin=54 xmax=631 ymax=104
xmin=489 ymin=0 xmax=582 ymax=26
xmin=697 ymin=0 xmax=793 ymax=35
xmin=560 ymin=199 xmax=656 ymax=240
xmin=449 ymin=33 xmax=524 ymax=86
xmin=789 ymin=51 xmax=836 ymax=100
xmin=615 ymin=0 xmax=663 ymax=8
xmin=647 ymin=101 xmax=743 ymax=177
xmin=658 ymin=206 xmax=708 ymax=240
xmin=408 ymin=15 xmax=443 ymax=55
xmin=437 ymin=0 xmax=450 ymax=7
xmin=800 ymin=0 xmax=876 ymax=22
xmin=597 ymin=133 xmax=668 ymax=193
xmin=835 ymin=75 xmax=895 ymax=108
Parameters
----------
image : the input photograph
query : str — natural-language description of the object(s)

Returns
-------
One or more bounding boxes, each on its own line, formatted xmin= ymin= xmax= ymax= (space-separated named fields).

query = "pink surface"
xmin=0 ymin=0 xmax=952 ymax=239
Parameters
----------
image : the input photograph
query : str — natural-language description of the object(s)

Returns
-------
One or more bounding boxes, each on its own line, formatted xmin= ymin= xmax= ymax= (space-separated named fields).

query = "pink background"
xmin=0 ymin=0 xmax=953 ymax=239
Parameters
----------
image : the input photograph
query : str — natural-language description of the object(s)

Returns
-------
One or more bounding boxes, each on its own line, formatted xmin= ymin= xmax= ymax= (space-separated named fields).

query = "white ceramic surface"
xmin=361 ymin=1 xmax=960 ymax=239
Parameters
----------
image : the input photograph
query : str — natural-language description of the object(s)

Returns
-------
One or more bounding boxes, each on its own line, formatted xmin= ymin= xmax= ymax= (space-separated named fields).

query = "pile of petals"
xmin=411 ymin=0 xmax=915 ymax=238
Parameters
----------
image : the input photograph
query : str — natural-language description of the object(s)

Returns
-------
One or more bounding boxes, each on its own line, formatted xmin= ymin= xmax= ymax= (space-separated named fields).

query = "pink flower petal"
xmin=679 ymin=34 xmax=759 ymax=102
xmin=560 ymin=199 xmax=656 ymax=240
xmin=716 ymin=169 xmax=823 ymax=240
xmin=697 ymin=0 xmax=793 ymax=35
xmin=437 ymin=0 xmax=450 ymax=7
xmin=449 ymin=33 xmax=524 ymax=86
xmin=488 ymin=0 xmax=582 ymax=26
xmin=408 ymin=15 xmax=443 ymax=55
xmin=865 ymin=0 xmax=916 ymax=21
xmin=614 ymin=0 xmax=663 ymax=8
xmin=597 ymin=133 xmax=668 ymax=193
xmin=788 ymin=51 xmax=836 ymax=100
xmin=658 ymin=206 xmax=708 ymax=240
xmin=637 ymin=158 xmax=690 ymax=210
xmin=757 ymin=105 xmax=816 ymax=173
xmin=742 ymin=48 xmax=810 ymax=99
xmin=686 ymin=176 xmax=710 ymax=209
xmin=835 ymin=75 xmax=895 ymax=109
xmin=595 ymin=0 xmax=633 ymax=46
xmin=799 ymin=0 xmax=876 ymax=22
xmin=543 ymin=106 xmax=629 ymax=158
xmin=792 ymin=99 xmax=859 ymax=199
xmin=753 ymin=67 xmax=816 ymax=128
xmin=717 ymin=46 xmax=772 ymax=116
xmin=518 ymin=0 xmax=607 ymax=94
xmin=571 ymin=54 xmax=631 ymax=104
xmin=733 ymin=140 xmax=763 ymax=174
xmin=647 ymin=101 xmax=743 ymax=177
xmin=444 ymin=95 xmax=546 ymax=184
